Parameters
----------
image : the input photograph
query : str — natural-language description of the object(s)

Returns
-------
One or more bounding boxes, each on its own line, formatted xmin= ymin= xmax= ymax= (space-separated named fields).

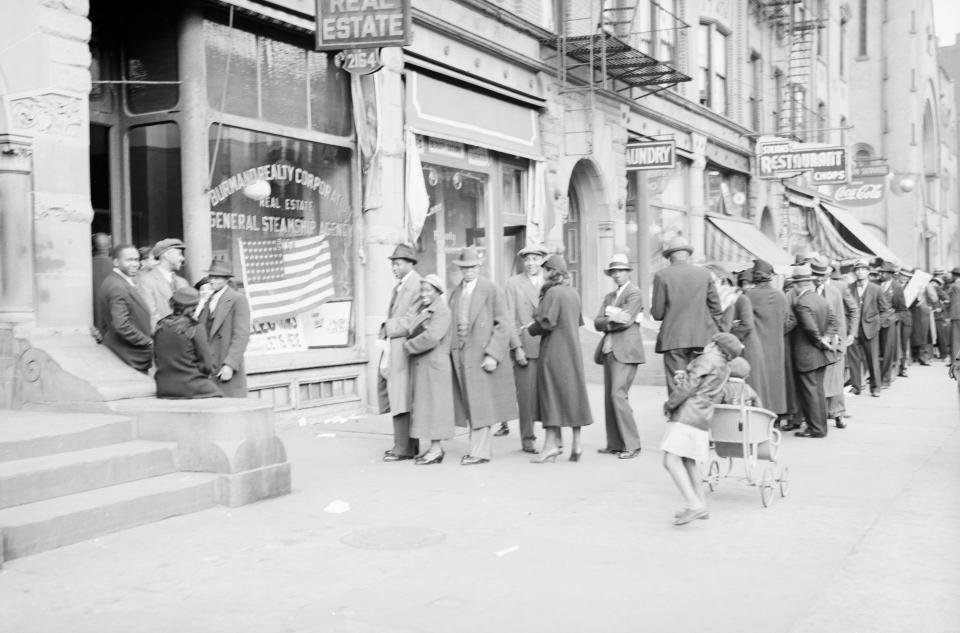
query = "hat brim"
xmin=205 ymin=270 xmax=234 ymax=277
xmin=662 ymin=245 xmax=693 ymax=258
xmin=791 ymin=275 xmax=815 ymax=282
xmin=518 ymin=248 xmax=548 ymax=258
xmin=604 ymin=265 xmax=633 ymax=274
xmin=453 ymin=259 xmax=481 ymax=267
xmin=421 ymin=280 xmax=444 ymax=294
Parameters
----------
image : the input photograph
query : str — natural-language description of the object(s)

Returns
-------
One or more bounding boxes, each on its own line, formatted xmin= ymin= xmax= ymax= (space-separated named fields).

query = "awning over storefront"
xmin=805 ymin=205 xmax=870 ymax=261
xmin=819 ymin=201 xmax=901 ymax=264
xmin=705 ymin=216 xmax=794 ymax=269
xmin=406 ymin=71 xmax=542 ymax=159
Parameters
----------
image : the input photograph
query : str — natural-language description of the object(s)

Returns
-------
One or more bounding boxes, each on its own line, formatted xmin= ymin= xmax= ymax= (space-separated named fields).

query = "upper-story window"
xmin=857 ymin=0 xmax=867 ymax=57
xmin=698 ymin=22 xmax=729 ymax=116
xmin=491 ymin=0 xmax=555 ymax=30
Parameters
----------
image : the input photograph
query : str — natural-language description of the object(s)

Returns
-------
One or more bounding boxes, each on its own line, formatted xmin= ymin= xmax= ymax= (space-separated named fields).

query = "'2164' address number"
xmin=334 ymin=49 xmax=383 ymax=75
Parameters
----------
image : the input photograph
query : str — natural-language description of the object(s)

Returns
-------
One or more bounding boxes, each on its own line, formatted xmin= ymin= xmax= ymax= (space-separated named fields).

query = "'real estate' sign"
xmin=315 ymin=0 xmax=411 ymax=50
xmin=756 ymin=137 xmax=848 ymax=185
xmin=625 ymin=139 xmax=676 ymax=171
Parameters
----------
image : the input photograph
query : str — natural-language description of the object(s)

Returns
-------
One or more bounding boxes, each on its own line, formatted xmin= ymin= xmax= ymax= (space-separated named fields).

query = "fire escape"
xmin=762 ymin=0 xmax=824 ymax=140
xmin=542 ymin=1 xmax=691 ymax=155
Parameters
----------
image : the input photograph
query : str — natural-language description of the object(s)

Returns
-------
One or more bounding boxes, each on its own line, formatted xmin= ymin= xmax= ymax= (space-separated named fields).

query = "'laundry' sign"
xmin=315 ymin=0 xmax=410 ymax=50
xmin=625 ymin=140 xmax=676 ymax=171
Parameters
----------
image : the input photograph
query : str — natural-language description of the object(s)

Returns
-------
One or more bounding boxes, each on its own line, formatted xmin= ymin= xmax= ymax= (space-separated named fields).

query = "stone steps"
xmin=0 ymin=411 xmax=136 ymax=462
xmin=0 ymin=472 xmax=218 ymax=560
xmin=0 ymin=440 xmax=178 ymax=509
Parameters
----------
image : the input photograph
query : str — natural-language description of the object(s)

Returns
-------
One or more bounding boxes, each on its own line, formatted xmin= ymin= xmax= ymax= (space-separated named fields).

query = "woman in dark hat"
xmin=524 ymin=254 xmax=594 ymax=462
xmin=744 ymin=259 xmax=790 ymax=419
xmin=153 ymin=287 xmax=222 ymax=399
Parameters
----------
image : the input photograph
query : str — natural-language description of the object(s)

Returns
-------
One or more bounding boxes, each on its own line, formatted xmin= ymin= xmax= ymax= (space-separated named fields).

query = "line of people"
xmin=91 ymin=234 xmax=251 ymax=399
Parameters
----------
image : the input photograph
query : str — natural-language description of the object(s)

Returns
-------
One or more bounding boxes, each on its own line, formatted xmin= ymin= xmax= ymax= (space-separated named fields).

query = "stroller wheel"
xmin=707 ymin=460 xmax=720 ymax=492
xmin=760 ymin=466 xmax=775 ymax=507
xmin=778 ymin=465 xmax=790 ymax=497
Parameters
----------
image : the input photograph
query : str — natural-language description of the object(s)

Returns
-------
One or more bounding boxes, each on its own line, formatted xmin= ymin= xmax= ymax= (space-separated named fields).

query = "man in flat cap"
xmin=848 ymin=259 xmax=889 ymax=397
xmin=138 ymin=238 xmax=189 ymax=331
xmin=500 ymin=243 xmax=550 ymax=453
xmin=380 ymin=244 xmax=422 ymax=462
xmin=651 ymin=237 xmax=724 ymax=396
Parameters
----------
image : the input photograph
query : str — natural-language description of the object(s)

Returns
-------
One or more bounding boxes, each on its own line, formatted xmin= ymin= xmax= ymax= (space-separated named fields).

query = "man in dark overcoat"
xmin=91 ymin=233 xmax=113 ymax=330
xmin=877 ymin=262 xmax=906 ymax=387
xmin=848 ymin=259 xmax=890 ymax=397
xmin=199 ymin=260 xmax=251 ymax=398
xmin=593 ymin=254 xmax=645 ymax=459
xmin=96 ymin=244 xmax=153 ymax=373
xmin=744 ymin=259 xmax=790 ymax=417
xmin=500 ymin=244 xmax=549 ymax=453
xmin=380 ymin=244 xmax=422 ymax=462
xmin=447 ymin=247 xmax=517 ymax=465
xmin=650 ymin=237 xmax=724 ymax=395
xmin=790 ymin=265 xmax=839 ymax=438
xmin=950 ymin=268 xmax=960 ymax=359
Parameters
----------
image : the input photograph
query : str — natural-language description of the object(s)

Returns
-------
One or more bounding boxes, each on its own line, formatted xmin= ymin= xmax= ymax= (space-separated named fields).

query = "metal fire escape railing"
xmin=761 ymin=0 xmax=824 ymax=140
xmin=542 ymin=0 xmax=691 ymax=155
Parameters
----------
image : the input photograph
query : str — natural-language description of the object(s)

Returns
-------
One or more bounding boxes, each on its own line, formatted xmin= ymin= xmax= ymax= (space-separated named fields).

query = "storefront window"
xmin=129 ymin=123 xmax=182 ymax=253
xmin=204 ymin=20 xmax=351 ymax=136
xmin=208 ymin=125 xmax=354 ymax=352
xmin=704 ymin=166 xmax=748 ymax=218
xmin=124 ymin=8 xmax=179 ymax=113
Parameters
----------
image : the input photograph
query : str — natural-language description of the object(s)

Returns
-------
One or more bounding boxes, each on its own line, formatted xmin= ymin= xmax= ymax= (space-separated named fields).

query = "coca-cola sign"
xmin=831 ymin=175 xmax=886 ymax=207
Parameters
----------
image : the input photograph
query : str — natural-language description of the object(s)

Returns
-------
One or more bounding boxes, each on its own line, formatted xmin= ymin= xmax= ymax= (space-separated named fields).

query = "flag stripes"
xmin=239 ymin=235 xmax=334 ymax=323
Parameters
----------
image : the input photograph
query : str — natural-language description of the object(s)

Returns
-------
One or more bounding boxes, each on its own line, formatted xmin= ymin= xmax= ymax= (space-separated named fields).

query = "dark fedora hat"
xmin=951 ymin=267 xmax=960 ymax=276
xmin=662 ymin=236 xmax=693 ymax=258
xmin=388 ymin=243 xmax=418 ymax=264
xmin=205 ymin=259 xmax=234 ymax=277
xmin=171 ymin=286 xmax=200 ymax=307
xmin=752 ymin=258 xmax=775 ymax=281
xmin=452 ymin=246 xmax=481 ymax=267
xmin=879 ymin=261 xmax=900 ymax=274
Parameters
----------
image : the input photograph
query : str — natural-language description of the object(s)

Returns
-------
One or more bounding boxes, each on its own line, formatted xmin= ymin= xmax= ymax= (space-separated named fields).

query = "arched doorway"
xmin=760 ymin=206 xmax=776 ymax=240
xmin=564 ymin=159 xmax=608 ymax=312
xmin=564 ymin=183 xmax=582 ymax=291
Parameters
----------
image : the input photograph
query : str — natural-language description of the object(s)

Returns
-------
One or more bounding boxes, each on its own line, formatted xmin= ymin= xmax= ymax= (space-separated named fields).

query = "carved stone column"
xmin=0 ymin=134 xmax=36 ymax=327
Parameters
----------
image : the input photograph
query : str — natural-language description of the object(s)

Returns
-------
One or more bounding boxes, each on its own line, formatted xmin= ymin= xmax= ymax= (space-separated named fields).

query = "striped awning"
xmin=705 ymin=216 xmax=794 ymax=269
xmin=819 ymin=201 xmax=901 ymax=264
xmin=805 ymin=206 xmax=871 ymax=263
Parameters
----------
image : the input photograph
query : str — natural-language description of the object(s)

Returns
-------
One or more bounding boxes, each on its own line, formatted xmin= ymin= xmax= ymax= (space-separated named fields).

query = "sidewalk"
xmin=0 ymin=365 xmax=957 ymax=633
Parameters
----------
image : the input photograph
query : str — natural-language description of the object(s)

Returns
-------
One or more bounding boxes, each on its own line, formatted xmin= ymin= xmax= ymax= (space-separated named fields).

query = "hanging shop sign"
xmin=315 ymin=0 xmax=411 ymax=50
xmin=852 ymin=163 xmax=889 ymax=178
xmin=625 ymin=139 xmax=676 ymax=171
xmin=334 ymin=48 xmax=383 ymax=75
xmin=756 ymin=137 xmax=848 ymax=185
xmin=831 ymin=175 xmax=886 ymax=207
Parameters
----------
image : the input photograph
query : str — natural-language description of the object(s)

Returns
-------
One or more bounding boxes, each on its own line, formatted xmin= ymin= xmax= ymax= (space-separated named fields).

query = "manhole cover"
xmin=340 ymin=526 xmax=446 ymax=550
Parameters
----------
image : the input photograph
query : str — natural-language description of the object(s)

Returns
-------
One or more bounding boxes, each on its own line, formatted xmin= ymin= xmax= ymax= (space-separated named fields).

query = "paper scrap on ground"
xmin=324 ymin=500 xmax=351 ymax=514
xmin=315 ymin=433 xmax=337 ymax=438
xmin=495 ymin=545 xmax=520 ymax=557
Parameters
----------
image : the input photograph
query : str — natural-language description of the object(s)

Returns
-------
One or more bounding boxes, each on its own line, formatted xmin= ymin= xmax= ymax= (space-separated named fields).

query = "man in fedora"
xmin=877 ymin=261 xmax=907 ymax=387
xmin=380 ymin=244 xmax=422 ymax=462
xmin=593 ymin=253 xmax=645 ymax=458
xmin=950 ymin=267 xmax=960 ymax=359
xmin=789 ymin=265 xmax=839 ymax=438
xmin=198 ymin=260 xmax=250 ymax=398
xmin=651 ymin=236 xmax=724 ymax=395
xmin=848 ymin=258 xmax=889 ymax=397
xmin=500 ymin=243 xmax=550 ymax=452
xmin=811 ymin=257 xmax=857 ymax=428
xmin=448 ymin=246 xmax=517 ymax=465
xmin=138 ymin=238 xmax=189 ymax=331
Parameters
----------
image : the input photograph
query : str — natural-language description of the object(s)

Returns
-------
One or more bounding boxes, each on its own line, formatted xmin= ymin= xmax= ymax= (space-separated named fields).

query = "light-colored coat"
xmin=137 ymin=266 xmax=189 ymax=331
xmin=822 ymin=282 xmax=857 ymax=398
xmin=199 ymin=286 xmax=251 ymax=398
xmin=505 ymin=272 xmax=542 ymax=358
xmin=448 ymin=276 xmax=518 ymax=428
xmin=380 ymin=270 xmax=422 ymax=415
xmin=403 ymin=296 xmax=455 ymax=440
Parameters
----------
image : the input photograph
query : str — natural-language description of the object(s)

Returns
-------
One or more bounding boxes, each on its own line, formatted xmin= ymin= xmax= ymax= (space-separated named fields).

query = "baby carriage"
xmin=703 ymin=378 xmax=788 ymax=507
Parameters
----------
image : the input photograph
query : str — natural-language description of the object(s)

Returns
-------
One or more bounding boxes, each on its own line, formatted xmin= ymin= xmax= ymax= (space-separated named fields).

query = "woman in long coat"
xmin=403 ymin=274 xmax=455 ymax=465
xmin=525 ymin=255 xmax=594 ymax=462
xmin=744 ymin=260 xmax=789 ymax=416
xmin=723 ymin=270 xmax=766 ymax=403
xmin=153 ymin=288 xmax=222 ymax=400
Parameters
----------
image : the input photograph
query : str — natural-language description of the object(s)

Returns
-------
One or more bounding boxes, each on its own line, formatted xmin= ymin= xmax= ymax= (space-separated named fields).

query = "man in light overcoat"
xmin=848 ymin=259 xmax=890 ymax=397
xmin=448 ymin=246 xmax=518 ymax=465
xmin=593 ymin=254 xmax=646 ymax=459
xmin=138 ymin=238 xmax=189 ymax=331
xmin=380 ymin=244 xmax=422 ymax=462
xmin=198 ymin=260 xmax=251 ymax=398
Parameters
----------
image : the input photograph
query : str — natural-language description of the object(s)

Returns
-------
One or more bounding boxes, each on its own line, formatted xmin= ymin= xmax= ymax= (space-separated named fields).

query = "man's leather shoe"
xmin=597 ymin=447 xmax=621 ymax=455
xmin=835 ymin=417 xmax=847 ymax=429
xmin=795 ymin=429 xmax=826 ymax=438
xmin=383 ymin=453 xmax=413 ymax=462
xmin=460 ymin=455 xmax=490 ymax=466
xmin=870 ymin=390 xmax=880 ymax=397
xmin=618 ymin=448 xmax=641 ymax=459
xmin=522 ymin=445 xmax=539 ymax=454
xmin=780 ymin=422 xmax=803 ymax=432
xmin=898 ymin=369 xmax=909 ymax=378
xmin=493 ymin=423 xmax=510 ymax=437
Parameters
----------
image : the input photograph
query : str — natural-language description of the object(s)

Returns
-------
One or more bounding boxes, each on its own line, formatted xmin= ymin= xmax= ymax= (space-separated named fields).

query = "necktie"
xmin=388 ymin=283 xmax=400 ymax=317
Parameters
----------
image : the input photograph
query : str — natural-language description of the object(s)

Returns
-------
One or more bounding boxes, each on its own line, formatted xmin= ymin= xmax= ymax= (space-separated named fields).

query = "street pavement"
xmin=1 ymin=363 xmax=958 ymax=633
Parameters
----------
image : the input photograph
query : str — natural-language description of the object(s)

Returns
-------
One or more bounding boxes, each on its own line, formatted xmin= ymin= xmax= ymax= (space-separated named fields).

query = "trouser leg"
xmin=860 ymin=334 xmax=881 ymax=392
xmin=879 ymin=325 xmax=896 ymax=385
xmin=469 ymin=424 xmax=493 ymax=460
xmin=609 ymin=358 xmax=641 ymax=452
xmin=847 ymin=343 xmax=864 ymax=390
xmin=798 ymin=367 xmax=827 ymax=436
xmin=391 ymin=413 xmax=418 ymax=456
xmin=602 ymin=354 xmax=624 ymax=451
xmin=514 ymin=358 xmax=538 ymax=445
xmin=662 ymin=348 xmax=692 ymax=396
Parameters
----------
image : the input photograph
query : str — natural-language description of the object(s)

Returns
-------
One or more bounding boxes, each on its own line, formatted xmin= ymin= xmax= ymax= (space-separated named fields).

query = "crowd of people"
xmin=377 ymin=237 xmax=960 ymax=524
xmin=91 ymin=233 xmax=251 ymax=399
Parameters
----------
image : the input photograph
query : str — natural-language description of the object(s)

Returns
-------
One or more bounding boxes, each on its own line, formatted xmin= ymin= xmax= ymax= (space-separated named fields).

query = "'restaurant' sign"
xmin=315 ymin=0 xmax=411 ymax=51
xmin=756 ymin=137 xmax=848 ymax=185
xmin=625 ymin=139 xmax=676 ymax=171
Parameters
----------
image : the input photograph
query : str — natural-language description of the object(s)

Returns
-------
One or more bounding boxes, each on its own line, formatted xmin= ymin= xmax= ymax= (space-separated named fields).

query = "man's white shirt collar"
xmin=208 ymin=286 xmax=228 ymax=312
xmin=113 ymin=268 xmax=136 ymax=287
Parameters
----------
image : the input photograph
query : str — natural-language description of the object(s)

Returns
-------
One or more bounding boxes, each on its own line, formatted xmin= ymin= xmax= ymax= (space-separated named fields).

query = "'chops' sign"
xmin=625 ymin=139 xmax=676 ymax=171
xmin=756 ymin=137 xmax=849 ymax=185
xmin=315 ymin=0 xmax=410 ymax=50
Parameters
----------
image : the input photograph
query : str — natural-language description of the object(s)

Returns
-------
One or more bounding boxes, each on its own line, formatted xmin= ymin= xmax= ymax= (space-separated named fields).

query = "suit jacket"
xmin=791 ymin=288 xmax=839 ymax=372
xmin=651 ymin=262 xmax=724 ymax=352
xmin=505 ymin=272 xmax=543 ymax=358
xmin=849 ymin=280 xmax=889 ymax=339
xmin=950 ymin=283 xmax=960 ymax=320
xmin=593 ymin=281 xmax=645 ymax=364
xmin=879 ymin=279 xmax=907 ymax=329
xmin=137 ymin=266 xmax=189 ymax=331
xmin=200 ymin=286 xmax=251 ymax=398
xmin=380 ymin=270 xmax=422 ymax=415
xmin=447 ymin=276 xmax=517 ymax=428
xmin=96 ymin=271 xmax=153 ymax=372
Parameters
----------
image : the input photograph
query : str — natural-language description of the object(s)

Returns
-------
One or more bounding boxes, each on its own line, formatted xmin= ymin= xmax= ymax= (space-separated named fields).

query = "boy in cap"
xmin=138 ymin=238 xmax=189 ymax=331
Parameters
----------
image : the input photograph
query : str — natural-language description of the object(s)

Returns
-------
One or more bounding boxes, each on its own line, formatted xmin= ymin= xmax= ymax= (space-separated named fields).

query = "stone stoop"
xmin=0 ymin=412 xmax=217 ymax=564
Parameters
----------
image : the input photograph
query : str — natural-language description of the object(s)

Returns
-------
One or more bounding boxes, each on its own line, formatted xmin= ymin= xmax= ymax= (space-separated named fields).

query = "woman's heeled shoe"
xmin=569 ymin=450 xmax=582 ymax=462
xmin=530 ymin=449 xmax=561 ymax=464
xmin=414 ymin=450 xmax=444 ymax=465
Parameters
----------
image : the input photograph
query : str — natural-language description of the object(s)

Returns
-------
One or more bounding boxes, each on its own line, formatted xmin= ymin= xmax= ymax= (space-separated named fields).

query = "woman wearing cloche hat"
xmin=153 ymin=287 xmax=222 ymax=400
